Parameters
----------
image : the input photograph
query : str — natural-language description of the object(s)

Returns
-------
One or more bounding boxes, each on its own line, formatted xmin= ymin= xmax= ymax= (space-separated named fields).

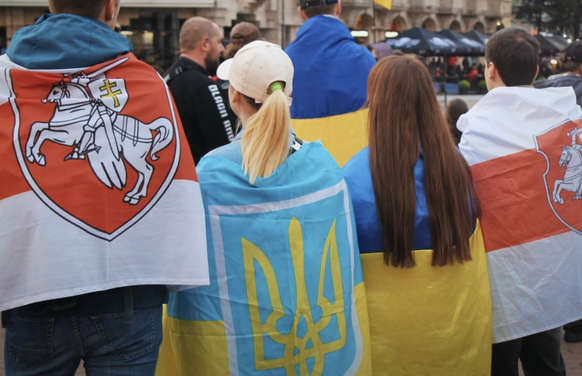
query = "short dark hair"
xmin=302 ymin=3 xmax=336 ymax=18
xmin=561 ymin=40 xmax=582 ymax=73
xmin=48 ymin=0 xmax=110 ymax=19
xmin=561 ymin=60 xmax=582 ymax=73
xmin=485 ymin=28 xmax=540 ymax=86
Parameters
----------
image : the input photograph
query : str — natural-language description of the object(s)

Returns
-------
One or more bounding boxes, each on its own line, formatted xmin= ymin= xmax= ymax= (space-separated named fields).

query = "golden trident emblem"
xmin=242 ymin=217 xmax=347 ymax=375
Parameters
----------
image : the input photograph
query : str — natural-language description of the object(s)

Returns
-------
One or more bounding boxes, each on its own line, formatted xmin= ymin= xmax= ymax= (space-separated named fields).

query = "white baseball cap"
xmin=217 ymin=40 xmax=293 ymax=104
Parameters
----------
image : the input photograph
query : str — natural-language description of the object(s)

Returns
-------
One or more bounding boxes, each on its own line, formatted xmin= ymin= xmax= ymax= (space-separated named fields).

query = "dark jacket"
xmin=164 ymin=57 xmax=237 ymax=164
xmin=534 ymin=73 xmax=582 ymax=108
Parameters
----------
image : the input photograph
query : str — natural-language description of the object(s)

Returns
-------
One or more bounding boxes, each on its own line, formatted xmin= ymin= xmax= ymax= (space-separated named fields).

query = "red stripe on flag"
xmin=472 ymin=146 xmax=581 ymax=252
xmin=0 ymin=102 xmax=30 ymax=200
xmin=0 ymin=56 xmax=199 ymax=235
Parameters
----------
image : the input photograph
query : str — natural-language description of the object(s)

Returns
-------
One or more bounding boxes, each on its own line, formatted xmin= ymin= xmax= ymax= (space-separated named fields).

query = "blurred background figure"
xmin=223 ymin=21 xmax=264 ymax=60
xmin=445 ymin=98 xmax=469 ymax=145
xmin=534 ymin=40 xmax=582 ymax=108
xmin=342 ymin=55 xmax=490 ymax=376
xmin=368 ymin=42 xmax=392 ymax=61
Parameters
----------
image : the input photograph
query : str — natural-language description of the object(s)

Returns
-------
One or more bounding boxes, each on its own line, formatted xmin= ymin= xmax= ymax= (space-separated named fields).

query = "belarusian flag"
xmin=0 ymin=53 xmax=208 ymax=312
xmin=459 ymin=86 xmax=582 ymax=343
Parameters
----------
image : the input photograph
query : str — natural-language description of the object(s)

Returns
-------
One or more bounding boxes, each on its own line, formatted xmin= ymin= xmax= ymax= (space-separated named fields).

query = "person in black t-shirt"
xmin=164 ymin=17 xmax=237 ymax=164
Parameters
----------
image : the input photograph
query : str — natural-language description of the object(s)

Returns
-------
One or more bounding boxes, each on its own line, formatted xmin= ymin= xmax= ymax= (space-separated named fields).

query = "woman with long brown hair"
xmin=342 ymin=55 xmax=492 ymax=375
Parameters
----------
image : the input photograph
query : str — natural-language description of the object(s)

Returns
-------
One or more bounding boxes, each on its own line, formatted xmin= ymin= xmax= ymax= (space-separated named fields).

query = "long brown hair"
xmin=367 ymin=55 xmax=481 ymax=268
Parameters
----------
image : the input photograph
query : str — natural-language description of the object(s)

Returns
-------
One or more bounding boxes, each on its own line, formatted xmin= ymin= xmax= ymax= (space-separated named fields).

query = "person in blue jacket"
xmin=285 ymin=0 xmax=376 ymax=119
xmin=342 ymin=55 xmax=490 ymax=375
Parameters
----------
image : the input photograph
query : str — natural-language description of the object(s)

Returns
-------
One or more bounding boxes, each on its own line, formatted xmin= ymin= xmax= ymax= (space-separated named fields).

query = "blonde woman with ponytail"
xmin=160 ymin=41 xmax=372 ymax=375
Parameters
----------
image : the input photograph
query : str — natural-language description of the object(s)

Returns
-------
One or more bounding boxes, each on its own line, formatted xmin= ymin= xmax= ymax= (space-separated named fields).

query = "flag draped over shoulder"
xmin=156 ymin=142 xmax=371 ymax=376
xmin=0 ymin=53 xmax=208 ymax=312
xmin=458 ymin=86 xmax=582 ymax=343
xmin=360 ymin=223 xmax=492 ymax=375
xmin=291 ymin=109 xmax=368 ymax=167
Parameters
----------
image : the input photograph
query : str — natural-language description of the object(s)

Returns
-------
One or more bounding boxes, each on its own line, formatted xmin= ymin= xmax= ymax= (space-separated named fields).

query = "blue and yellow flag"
xmin=156 ymin=142 xmax=371 ymax=376
xmin=360 ymin=224 xmax=492 ymax=375
xmin=291 ymin=109 xmax=368 ymax=167
xmin=373 ymin=0 xmax=392 ymax=9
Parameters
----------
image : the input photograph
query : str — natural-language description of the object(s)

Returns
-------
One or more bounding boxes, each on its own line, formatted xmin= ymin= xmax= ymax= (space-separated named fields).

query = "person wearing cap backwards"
xmin=164 ymin=17 xmax=237 ymax=164
xmin=534 ymin=40 xmax=582 ymax=107
xmin=285 ymin=0 xmax=376 ymax=119
xmin=157 ymin=40 xmax=372 ymax=375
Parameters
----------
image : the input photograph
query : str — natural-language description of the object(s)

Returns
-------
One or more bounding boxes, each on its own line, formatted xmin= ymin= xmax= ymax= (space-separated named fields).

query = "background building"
xmin=0 ymin=0 xmax=512 ymax=70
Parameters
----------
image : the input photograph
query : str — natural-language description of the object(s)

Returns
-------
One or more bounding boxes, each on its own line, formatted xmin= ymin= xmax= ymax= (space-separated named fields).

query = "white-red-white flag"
xmin=459 ymin=86 xmax=582 ymax=343
xmin=0 ymin=54 xmax=208 ymax=312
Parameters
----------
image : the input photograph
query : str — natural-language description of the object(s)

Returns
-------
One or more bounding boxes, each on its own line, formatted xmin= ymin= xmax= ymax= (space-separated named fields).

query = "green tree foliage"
xmin=545 ymin=0 xmax=582 ymax=40
xmin=515 ymin=0 xmax=545 ymax=32
xmin=514 ymin=0 xmax=581 ymax=39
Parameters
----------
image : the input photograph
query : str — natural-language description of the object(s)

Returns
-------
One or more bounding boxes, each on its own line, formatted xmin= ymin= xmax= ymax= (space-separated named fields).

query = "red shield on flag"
xmin=8 ymin=56 xmax=180 ymax=240
xmin=535 ymin=119 xmax=582 ymax=235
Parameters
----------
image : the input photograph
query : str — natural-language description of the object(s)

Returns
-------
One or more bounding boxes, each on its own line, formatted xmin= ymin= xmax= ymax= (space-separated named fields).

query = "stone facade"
xmin=0 ymin=0 xmax=511 ymax=68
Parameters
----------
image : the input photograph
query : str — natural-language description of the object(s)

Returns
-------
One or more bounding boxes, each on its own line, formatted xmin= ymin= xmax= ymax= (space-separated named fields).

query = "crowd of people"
xmin=2 ymin=0 xmax=582 ymax=376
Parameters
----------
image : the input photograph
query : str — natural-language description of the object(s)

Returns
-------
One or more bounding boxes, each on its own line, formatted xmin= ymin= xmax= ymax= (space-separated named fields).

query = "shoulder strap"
xmin=163 ymin=65 xmax=183 ymax=83
xmin=289 ymin=136 xmax=303 ymax=156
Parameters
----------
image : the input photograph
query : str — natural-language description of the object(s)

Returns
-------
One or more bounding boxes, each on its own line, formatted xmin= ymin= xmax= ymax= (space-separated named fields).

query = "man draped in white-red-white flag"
xmin=0 ymin=1 xmax=208 ymax=374
xmin=459 ymin=27 xmax=582 ymax=376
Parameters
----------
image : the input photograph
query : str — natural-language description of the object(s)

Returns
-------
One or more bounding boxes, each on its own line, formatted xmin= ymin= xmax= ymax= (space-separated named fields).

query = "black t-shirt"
xmin=164 ymin=56 xmax=237 ymax=164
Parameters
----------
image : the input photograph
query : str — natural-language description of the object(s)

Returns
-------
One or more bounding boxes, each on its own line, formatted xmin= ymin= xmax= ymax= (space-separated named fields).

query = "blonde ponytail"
xmin=241 ymin=82 xmax=290 ymax=184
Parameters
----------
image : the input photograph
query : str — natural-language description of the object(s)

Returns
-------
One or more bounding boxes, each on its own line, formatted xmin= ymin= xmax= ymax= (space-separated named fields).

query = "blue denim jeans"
xmin=491 ymin=327 xmax=566 ymax=376
xmin=4 ymin=305 xmax=163 ymax=376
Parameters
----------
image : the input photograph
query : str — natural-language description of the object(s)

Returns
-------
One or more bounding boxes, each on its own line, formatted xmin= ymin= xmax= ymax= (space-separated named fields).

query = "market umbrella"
xmin=437 ymin=29 xmax=485 ymax=56
xmin=384 ymin=27 xmax=461 ymax=56
xmin=536 ymin=34 xmax=561 ymax=55
xmin=546 ymin=34 xmax=568 ymax=51
xmin=463 ymin=30 xmax=490 ymax=46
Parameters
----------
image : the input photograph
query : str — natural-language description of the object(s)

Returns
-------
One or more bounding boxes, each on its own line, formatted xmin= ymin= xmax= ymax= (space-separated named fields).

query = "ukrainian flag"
xmin=291 ymin=109 xmax=368 ymax=167
xmin=156 ymin=142 xmax=371 ymax=375
xmin=373 ymin=0 xmax=392 ymax=10
xmin=361 ymin=223 xmax=492 ymax=375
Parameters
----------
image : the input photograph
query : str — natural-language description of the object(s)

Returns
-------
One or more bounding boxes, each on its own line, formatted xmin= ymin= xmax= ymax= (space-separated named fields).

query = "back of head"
xmin=48 ymin=0 xmax=109 ymax=19
xmin=485 ymin=27 xmax=540 ymax=86
xmin=180 ymin=17 xmax=217 ymax=53
xmin=561 ymin=40 xmax=582 ymax=73
xmin=367 ymin=55 xmax=480 ymax=268
xmin=369 ymin=42 xmax=392 ymax=61
xmin=217 ymin=41 xmax=294 ymax=184
xmin=445 ymin=98 xmax=469 ymax=145
xmin=299 ymin=0 xmax=338 ymax=18
xmin=223 ymin=22 xmax=264 ymax=60
xmin=367 ymin=55 xmax=438 ymax=134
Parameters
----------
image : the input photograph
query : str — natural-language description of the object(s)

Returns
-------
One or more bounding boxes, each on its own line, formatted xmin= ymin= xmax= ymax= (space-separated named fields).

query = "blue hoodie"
xmin=7 ymin=13 xmax=132 ymax=69
xmin=285 ymin=15 xmax=376 ymax=119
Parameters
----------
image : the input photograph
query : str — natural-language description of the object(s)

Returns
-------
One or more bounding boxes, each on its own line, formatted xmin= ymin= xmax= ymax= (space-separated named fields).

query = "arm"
xmin=193 ymin=82 xmax=237 ymax=152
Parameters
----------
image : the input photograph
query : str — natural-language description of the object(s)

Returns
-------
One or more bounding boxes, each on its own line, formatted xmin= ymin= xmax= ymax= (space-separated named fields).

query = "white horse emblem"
xmin=552 ymin=128 xmax=582 ymax=204
xmin=25 ymin=59 xmax=174 ymax=205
